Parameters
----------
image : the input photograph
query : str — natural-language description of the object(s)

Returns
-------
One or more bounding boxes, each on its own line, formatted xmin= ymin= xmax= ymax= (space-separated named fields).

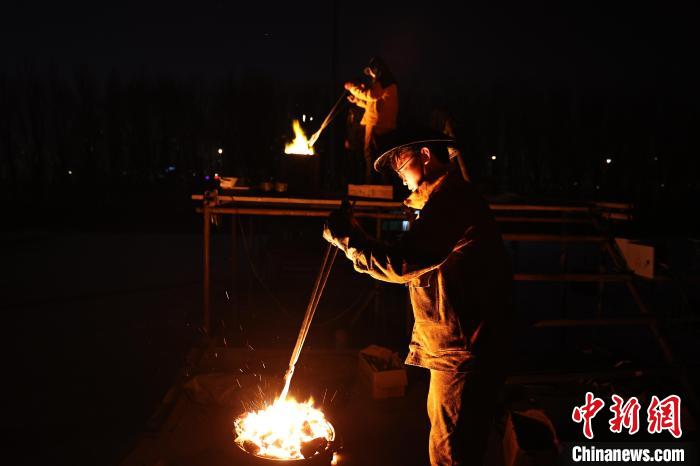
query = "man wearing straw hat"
xmin=323 ymin=129 xmax=514 ymax=465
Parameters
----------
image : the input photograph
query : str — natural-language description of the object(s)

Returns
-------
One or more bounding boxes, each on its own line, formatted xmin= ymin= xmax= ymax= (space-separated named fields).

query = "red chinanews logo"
xmin=572 ymin=392 xmax=682 ymax=439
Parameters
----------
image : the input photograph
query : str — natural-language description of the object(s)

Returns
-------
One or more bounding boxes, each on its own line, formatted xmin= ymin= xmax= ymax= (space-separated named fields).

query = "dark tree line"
xmin=1 ymin=65 xmax=697 ymax=229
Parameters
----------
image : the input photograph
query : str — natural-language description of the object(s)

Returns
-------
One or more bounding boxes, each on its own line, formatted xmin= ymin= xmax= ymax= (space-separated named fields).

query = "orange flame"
xmin=234 ymin=396 xmax=334 ymax=460
xmin=284 ymin=120 xmax=315 ymax=155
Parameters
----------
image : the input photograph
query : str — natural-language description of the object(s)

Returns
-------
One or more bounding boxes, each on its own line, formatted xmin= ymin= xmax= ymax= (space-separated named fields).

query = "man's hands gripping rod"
xmin=322 ymin=198 xmax=361 ymax=255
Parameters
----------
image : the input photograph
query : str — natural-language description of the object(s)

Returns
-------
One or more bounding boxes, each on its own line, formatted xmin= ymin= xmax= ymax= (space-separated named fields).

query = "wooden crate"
xmin=357 ymin=346 xmax=408 ymax=399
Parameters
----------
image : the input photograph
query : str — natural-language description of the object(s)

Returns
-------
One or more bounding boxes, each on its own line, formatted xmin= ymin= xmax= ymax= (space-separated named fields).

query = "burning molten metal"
xmin=234 ymin=396 xmax=334 ymax=460
xmin=284 ymin=120 xmax=315 ymax=155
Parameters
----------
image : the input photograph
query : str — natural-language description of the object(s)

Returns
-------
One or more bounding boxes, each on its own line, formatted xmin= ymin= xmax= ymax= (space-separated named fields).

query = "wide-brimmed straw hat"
xmin=373 ymin=127 xmax=460 ymax=174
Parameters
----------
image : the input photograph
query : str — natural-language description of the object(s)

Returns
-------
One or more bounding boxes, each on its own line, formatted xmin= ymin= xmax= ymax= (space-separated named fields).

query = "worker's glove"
xmin=322 ymin=202 xmax=361 ymax=253
xmin=322 ymin=223 xmax=350 ymax=252
xmin=327 ymin=205 xmax=357 ymax=237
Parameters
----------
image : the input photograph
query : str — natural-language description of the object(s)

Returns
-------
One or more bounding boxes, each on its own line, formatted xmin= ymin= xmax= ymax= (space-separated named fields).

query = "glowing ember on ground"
xmin=234 ymin=396 xmax=334 ymax=460
xmin=284 ymin=119 xmax=315 ymax=155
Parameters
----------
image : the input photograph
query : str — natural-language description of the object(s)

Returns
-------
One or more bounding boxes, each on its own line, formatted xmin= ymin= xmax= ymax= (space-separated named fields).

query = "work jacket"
xmin=345 ymin=169 xmax=514 ymax=372
xmin=346 ymin=81 xmax=398 ymax=133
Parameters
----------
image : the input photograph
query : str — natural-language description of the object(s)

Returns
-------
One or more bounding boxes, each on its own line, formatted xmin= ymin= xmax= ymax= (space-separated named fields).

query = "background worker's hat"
xmin=373 ymin=126 xmax=460 ymax=174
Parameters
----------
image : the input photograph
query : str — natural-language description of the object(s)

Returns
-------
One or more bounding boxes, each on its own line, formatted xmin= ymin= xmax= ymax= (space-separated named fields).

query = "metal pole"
xmin=375 ymin=218 xmax=382 ymax=340
xmin=203 ymin=203 xmax=211 ymax=336
xmin=280 ymin=243 xmax=338 ymax=401
xmin=232 ymin=214 xmax=238 ymax=325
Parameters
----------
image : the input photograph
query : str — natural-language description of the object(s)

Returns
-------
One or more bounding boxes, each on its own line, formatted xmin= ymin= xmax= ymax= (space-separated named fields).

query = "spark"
xmin=330 ymin=390 xmax=338 ymax=404
xmin=236 ymin=378 xmax=242 ymax=388
xmin=225 ymin=291 xmax=230 ymax=300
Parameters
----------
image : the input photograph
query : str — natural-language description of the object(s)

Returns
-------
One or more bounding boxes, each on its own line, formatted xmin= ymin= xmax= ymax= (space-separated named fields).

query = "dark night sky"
xmin=2 ymin=1 xmax=697 ymax=92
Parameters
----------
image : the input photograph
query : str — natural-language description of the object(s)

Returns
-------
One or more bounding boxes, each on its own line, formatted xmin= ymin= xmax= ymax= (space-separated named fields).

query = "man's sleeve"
xmin=346 ymin=83 xmax=383 ymax=103
xmin=353 ymin=98 xmax=367 ymax=109
xmin=347 ymin=200 xmax=469 ymax=284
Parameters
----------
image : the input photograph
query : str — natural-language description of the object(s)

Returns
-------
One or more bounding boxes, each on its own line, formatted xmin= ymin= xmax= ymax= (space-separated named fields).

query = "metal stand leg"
xmin=203 ymin=204 xmax=211 ymax=336
xmin=231 ymin=214 xmax=238 ymax=329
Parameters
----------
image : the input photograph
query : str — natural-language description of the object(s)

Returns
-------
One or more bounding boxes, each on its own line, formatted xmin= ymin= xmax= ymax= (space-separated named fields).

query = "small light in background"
xmin=660 ymin=183 xmax=665 ymax=188
xmin=214 ymin=173 xmax=220 ymax=180
xmin=653 ymin=156 xmax=658 ymax=161
xmin=595 ymin=185 xmax=600 ymax=190
xmin=204 ymin=175 xmax=210 ymax=181
xmin=491 ymin=155 xmax=497 ymax=161
xmin=309 ymin=116 xmax=314 ymax=121
xmin=67 ymin=169 xmax=73 ymax=175
xmin=605 ymin=158 xmax=612 ymax=164
xmin=302 ymin=114 xmax=306 ymax=122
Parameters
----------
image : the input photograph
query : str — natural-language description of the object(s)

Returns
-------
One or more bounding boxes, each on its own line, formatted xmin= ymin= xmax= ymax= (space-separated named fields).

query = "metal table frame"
xmin=192 ymin=192 xmax=697 ymax=410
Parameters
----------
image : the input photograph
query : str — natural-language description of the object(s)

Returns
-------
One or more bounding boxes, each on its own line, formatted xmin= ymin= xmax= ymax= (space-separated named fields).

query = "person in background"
xmin=345 ymin=57 xmax=399 ymax=183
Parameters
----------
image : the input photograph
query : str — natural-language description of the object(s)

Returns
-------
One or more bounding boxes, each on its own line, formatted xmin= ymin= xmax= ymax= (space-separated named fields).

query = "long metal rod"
xmin=308 ymin=91 xmax=347 ymax=147
xmin=279 ymin=243 xmax=338 ymax=401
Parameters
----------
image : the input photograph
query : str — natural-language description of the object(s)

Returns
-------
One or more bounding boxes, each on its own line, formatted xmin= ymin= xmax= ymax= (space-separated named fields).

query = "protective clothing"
xmin=346 ymin=82 xmax=398 ymax=131
xmin=324 ymin=167 xmax=513 ymax=465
